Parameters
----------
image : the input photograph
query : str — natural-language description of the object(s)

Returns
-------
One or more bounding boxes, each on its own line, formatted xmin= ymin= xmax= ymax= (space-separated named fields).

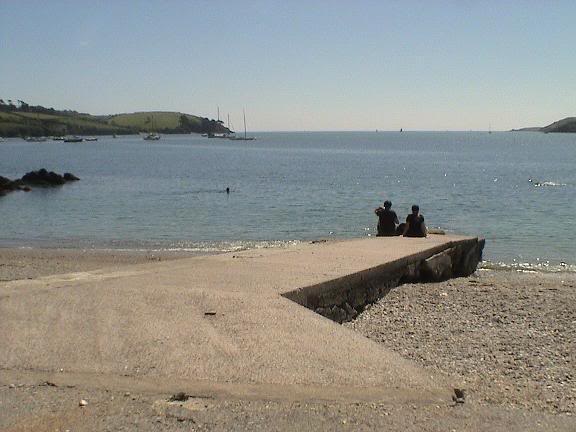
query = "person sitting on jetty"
xmin=403 ymin=204 xmax=427 ymax=237
xmin=374 ymin=200 xmax=399 ymax=236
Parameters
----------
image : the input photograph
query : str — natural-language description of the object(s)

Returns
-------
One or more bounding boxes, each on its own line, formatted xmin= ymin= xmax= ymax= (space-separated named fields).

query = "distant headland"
xmin=0 ymin=99 xmax=231 ymax=137
xmin=512 ymin=117 xmax=576 ymax=133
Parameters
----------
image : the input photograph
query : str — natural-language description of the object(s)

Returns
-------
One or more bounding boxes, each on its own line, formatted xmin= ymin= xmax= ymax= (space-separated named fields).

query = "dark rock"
xmin=21 ymin=169 xmax=66 ymax=186
xmin=169 ymin=392 xmax=190 ymax=402
xmin=19 ymin=169 xmax=80 ymax=187
xmin=2 ymin=170 xmax=79 ymax=196
xmin=452 ymin=388 xmax=466 ymax=403
xmin=63 ymin=172 xmax=80 ymax=181
xmin=0 ymin=176 xmax=11 ymax=187
xmin=0 ymin=176 xmax=27 ymax=196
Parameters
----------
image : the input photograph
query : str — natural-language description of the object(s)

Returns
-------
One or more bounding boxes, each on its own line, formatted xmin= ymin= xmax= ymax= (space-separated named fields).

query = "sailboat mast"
xmin=243 ymin=109 xmax=247 ymax=140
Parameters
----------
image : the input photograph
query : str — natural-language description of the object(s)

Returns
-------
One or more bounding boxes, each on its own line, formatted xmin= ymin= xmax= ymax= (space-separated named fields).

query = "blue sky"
xmin=1 ymin=1 xmax=574 ymax=131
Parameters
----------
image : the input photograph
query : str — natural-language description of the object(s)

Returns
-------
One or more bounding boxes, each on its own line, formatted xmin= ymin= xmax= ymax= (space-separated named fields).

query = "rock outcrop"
xmin=0 ymin=176 xmax=30 ymax=196
xmin=0 ymin=169 xmax=79 ymax=196
xmin=21 ymin=169 xmax=79 ymax=186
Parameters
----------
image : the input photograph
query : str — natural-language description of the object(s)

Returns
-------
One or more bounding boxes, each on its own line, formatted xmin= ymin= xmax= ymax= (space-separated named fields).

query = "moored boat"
xmin=229 ymin=109 xmax=255 ymax=141
xmin=64 ymin=136 xmax=83 ymax=143
xmin=25 ymin=136 xmax=48 ymax=142
xmin=143 ymin=132 xmax=161 ymax=140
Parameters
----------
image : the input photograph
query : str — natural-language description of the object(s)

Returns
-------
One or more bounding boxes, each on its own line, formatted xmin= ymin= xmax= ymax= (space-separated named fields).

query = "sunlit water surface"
xmin=1 ymin=132 xmax=575 ymax=271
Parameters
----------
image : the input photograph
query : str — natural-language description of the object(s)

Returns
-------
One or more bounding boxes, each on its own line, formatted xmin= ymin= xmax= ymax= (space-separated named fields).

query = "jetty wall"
xmin=282 ymin=237 xmax=485 ymax=323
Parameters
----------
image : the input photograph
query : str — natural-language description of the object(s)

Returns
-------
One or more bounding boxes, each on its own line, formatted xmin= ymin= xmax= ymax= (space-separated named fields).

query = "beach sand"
xmin=1 ymin=248 xmax=575 ymax=431
xmin=0 ymin=247 xmax=203 ymax=282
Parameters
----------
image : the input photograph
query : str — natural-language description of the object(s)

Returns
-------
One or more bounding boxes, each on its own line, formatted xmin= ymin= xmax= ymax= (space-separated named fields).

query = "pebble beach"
xmin=345 ymin=269 xmax=576 ymax=415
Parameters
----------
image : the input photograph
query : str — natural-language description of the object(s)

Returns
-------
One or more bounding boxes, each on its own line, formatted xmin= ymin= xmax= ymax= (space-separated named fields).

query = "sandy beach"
xmin=0 ymin=247 xmax=204 ymax=282
xmin=1 ymin=246 xmax=575 ymax=431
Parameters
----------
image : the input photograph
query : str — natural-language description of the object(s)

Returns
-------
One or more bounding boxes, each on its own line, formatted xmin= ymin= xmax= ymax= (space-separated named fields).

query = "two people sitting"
xmin=374 ymin=201 xmax=427 ymax=237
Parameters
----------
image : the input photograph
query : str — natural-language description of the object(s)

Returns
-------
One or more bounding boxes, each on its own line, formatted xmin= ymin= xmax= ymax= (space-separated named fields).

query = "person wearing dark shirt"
xmin=403 ymin=204 xmax=427 ymax=237
xmin=374 ymin=200 xmax=399 ymax=236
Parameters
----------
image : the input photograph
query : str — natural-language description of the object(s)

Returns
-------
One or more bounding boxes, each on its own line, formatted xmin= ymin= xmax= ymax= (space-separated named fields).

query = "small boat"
xmin=143 ymin=132 xmax=161 ymax=140
xmin=208 ymin=133 xmax=230 ymax=139
xmin=52 ymin=136 xmax=65 ymax=141
xmin=84 ymin=137 xmax=98 ymax=141
xmin=25 ymin=136 xmax=48 ymax=142
xmin=64 ymin=136 xmax=83 ymax=143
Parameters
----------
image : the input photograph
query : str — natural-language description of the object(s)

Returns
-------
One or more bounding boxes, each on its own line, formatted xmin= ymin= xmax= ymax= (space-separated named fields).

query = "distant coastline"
xmin=511 ymin=116 xmax=576 ymax=133
xmin=0 ymin=99 xmax=230 ymax=137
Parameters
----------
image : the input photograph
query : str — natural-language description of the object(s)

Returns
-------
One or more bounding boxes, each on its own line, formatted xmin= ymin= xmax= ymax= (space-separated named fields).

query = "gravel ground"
xmin=1 ymin=383 xmax=574 ymax=432
xmin=345 ymin=269 xmax=576 ymax=414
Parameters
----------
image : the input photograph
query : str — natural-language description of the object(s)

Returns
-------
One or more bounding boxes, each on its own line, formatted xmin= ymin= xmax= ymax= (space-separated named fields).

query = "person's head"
xmin=411 ymin=204 xmax=419 ymax=214
xmin=383 ymin=200 xmax=392 ymax=209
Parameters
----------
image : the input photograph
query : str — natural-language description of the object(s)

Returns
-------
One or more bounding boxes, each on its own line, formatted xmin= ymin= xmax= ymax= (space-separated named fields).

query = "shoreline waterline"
xmin=1 ymin=237 xmax=575 ymax=276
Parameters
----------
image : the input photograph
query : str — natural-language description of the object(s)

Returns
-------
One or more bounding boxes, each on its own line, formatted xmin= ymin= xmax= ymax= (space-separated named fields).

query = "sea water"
xmin=1 ymin=132 xmax=574 ymax=270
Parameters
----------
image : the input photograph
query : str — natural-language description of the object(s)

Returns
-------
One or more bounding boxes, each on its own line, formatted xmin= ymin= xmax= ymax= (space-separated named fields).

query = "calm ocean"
xmin=1 ymin=132 xmax=574 ymax=271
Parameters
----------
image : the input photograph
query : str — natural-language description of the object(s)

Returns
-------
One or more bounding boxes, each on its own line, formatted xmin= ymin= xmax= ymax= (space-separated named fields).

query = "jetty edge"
xmin=0 ymin=235 xmax=482 ymax=406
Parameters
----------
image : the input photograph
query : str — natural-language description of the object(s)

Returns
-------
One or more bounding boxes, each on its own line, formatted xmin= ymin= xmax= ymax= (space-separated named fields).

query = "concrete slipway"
xmin=0 ymin=235 xmax=483 ymax=405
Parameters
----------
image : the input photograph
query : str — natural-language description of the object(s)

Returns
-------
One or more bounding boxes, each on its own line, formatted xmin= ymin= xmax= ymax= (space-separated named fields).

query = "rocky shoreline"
xmin=0 ymin=169 xmax=79 ymax=196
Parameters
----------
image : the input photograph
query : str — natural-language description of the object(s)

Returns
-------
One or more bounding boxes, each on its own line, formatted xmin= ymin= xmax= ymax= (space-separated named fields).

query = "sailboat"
xmin=229 ymin=109 xmax=255 ymax=141
xmin=207 ymin=107 xmax=233 ymax=138
xmin=143 ymin=132 xmax=161 ymax=140
xmin=143 ymin=115 xmax=160 ymax=140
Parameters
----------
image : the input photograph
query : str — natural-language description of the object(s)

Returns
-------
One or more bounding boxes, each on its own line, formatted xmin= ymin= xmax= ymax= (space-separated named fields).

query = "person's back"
xmin=403 ymin=204 xmax=427 ymax=238
xmin=375 ymin=200 xmax=398 ymax=236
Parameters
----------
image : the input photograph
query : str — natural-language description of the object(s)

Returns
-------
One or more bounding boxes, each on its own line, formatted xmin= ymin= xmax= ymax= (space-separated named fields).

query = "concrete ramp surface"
xmin=0 ymin=236 xmax=482 ymax=404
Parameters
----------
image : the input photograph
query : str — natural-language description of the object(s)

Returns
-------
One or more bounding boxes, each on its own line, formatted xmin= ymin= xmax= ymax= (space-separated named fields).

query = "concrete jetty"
xmin=0 ymin=235 xmax=483 ymax=405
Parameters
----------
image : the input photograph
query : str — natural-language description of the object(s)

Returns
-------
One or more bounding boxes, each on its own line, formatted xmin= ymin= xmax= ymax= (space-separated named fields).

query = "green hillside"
xmin=0 ymin=99 xmax=230 ymax=137
xmin=109 ymin=112 xmax=204 ymax=132
xmin=0 ymin=111 xmax=132 ymax=137
xmin=540 ymin=117 xmax=576 ymax=133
